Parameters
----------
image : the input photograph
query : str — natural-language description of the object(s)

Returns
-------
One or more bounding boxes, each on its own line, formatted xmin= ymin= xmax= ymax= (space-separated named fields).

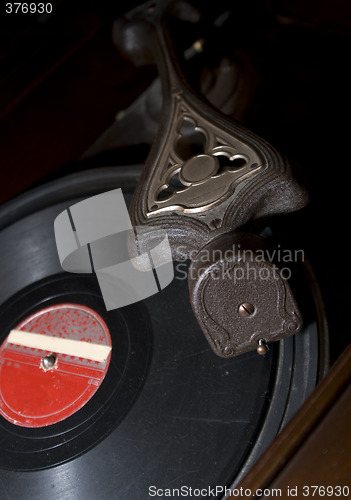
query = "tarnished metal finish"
xmin=145 ymin=95 xmax=263 ymax=217
xmin=113 ymin=0 xmax=308 ymax=356
xmin=114 ymin=0 xmax=308 ymax=260
xmin=188 ymin=233 xmax=303 ymax=357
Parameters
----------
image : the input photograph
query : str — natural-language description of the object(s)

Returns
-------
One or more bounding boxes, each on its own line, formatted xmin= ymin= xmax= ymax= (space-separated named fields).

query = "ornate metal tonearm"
xmin=114 ymin=0 xmax=308 ymax=357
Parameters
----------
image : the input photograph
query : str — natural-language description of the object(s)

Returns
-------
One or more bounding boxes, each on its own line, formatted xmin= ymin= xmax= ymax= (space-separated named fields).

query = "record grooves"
xmin=0 ymin=274 xmax=153 ymax=471
xmin=0 ymin=167 xmax=325 ymax=499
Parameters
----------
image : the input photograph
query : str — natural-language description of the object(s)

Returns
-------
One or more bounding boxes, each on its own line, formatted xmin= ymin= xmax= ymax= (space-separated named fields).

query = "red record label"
xmin=0 ymin=304 xmax=112 ymax=428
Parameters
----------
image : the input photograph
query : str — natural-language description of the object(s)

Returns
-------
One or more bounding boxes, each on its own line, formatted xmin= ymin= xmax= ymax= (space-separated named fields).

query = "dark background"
xmin=0 ymin=0 xmax=350 ymax=364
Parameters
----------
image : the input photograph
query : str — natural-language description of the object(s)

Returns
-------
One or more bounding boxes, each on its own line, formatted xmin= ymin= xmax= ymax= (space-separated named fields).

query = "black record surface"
xmin=0 ymin=167 xmax=324 ymax=499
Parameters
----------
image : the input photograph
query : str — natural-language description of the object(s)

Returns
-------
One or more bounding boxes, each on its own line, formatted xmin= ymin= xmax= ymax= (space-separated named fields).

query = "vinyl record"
xmin=0 ymin=167 xmax=326 ymax=499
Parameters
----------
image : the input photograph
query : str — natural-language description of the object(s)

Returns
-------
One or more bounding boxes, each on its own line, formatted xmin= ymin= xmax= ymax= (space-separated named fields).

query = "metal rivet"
xmin=257 ymin=339 xmax=269 ymax=355
xmin=238 ymin=303 xmax=255 ymax=316
xmin=223 ymin=346 xmax=234 ymax=356
xmin=41 ymin=353 xmax=57 ymax=370
xmin=288 ymin=321 xmax=298 ymax=331
xmin=193 ymin=38 xmax=204 ymax=53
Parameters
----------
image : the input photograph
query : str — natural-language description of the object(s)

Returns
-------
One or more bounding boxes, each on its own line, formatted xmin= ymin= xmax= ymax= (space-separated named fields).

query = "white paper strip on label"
xmin=7 ymin=330 xmax=112 ymax=363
